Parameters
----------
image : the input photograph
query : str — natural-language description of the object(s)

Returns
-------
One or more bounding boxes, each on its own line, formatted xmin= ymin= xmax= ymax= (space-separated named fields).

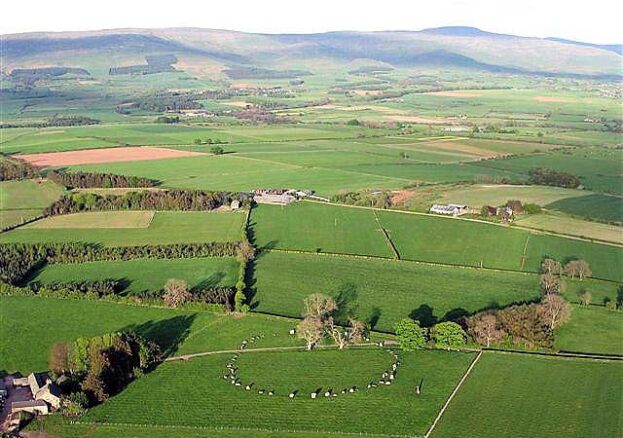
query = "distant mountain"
xmin=545 ymin=37 xmax=623 ymax=55
xmin=2 ymin=27 xmax=621 ymax=78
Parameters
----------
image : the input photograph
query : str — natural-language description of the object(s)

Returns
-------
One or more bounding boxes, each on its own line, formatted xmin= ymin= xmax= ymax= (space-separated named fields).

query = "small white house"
xmin=429 ymin=204 xmax=468 ymax=216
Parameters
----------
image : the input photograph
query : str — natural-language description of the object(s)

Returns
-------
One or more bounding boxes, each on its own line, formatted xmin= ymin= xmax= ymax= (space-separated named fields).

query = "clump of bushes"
xmin=0 ymin=158 xmax=39 ymax=181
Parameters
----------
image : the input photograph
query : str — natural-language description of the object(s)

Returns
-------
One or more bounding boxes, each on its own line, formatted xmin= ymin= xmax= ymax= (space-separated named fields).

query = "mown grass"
xmin=253 ymin=251 xmax=541 ymax=331
xmin=84 ymin=349 xmax=476 ymax=436
xmin=29 ymin=257 xmax=240 ymax=295
xmin=0 ymin=295 xmax=302 ymax=374
xmin=555 ymin=305 xmax=623 ymax=355
xmin=432 ymin=353 xmax=623 ymax=438
xmin=516 ymin=213 xmax=623 ymax=245
xmin=0 ymin=179 xmax=65 ymax=228
xmin=2 ymin=211 xmax=245 ymax=245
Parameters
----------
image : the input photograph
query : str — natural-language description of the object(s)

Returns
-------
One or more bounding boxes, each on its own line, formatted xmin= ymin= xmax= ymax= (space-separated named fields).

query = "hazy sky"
xmin=2 ymin=0 xmax=622 ymax=44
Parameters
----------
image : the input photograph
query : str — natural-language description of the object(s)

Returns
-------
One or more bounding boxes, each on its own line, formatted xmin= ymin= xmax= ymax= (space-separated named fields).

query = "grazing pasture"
xmin=432 ymin=353 xmax=623 ymax=438
xmin=29 ymin=257 xmax=239 ymax=295
xmin=251 ymin=202 xmax=393 ymax=257
xmin=555 ymin=306 xmax=623 ymax=355
xmin=83 ymin=349 xmax=476 ymax=436
xmin=2 ymin=211 xmax=245 ymax=245
xmin=0 ymin=295 xmax=302 ymax=373
xmin=546 ymin=193 xmax=623 ymax=224
xmin=253 ymin=251 xmax=541 ymax=331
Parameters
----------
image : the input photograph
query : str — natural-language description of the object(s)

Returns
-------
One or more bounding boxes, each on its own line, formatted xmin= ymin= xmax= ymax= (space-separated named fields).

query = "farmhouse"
xmin=11 ymin=373 xmax=61 ymax=413
xmin=429 ymin=204 xmax=468 ymax=216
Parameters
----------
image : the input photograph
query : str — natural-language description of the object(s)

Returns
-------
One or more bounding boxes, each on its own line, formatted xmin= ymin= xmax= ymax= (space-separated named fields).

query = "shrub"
xmin=430 ymin=322 xmax=466 ymax=350
xmin=394 ymin=318 xmax=427 ymax=351
xmin=163 ymin=279 xmax=192 ymax=308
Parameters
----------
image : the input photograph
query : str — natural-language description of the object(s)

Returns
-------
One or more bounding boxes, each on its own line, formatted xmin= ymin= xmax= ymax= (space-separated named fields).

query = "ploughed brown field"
xmin=16 ymin=146 xmax=207 ymax=167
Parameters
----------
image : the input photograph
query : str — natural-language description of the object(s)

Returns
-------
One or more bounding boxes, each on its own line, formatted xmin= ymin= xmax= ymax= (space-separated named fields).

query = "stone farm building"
xmin=429 ymin=204 xmax=468 ymax=216
xmin=11 ymin=373 xmax=61 ymax=416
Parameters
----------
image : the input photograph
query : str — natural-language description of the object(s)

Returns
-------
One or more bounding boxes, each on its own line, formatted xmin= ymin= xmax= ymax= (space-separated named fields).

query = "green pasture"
xmin=253 ymin=251 xmax=541 ymax=331
xmin=29 ymin=257 xmax=239 ymax=295
xmin=0 ymin=295 xmax=301 ymax=373
xmin=251 ymin=202 xmax=393 ymax=257
xmin=546 ymin=193 xmax=623 ymax=224
xmin=2 ymin=211 xmax=245 ymax=246
xmin=555 ymin=305 xmax=623 ymax=355
xmin=432 ymin=353 xmax=623 ymax=438
xmin=84 ymin=349 xmax=476 ymax=436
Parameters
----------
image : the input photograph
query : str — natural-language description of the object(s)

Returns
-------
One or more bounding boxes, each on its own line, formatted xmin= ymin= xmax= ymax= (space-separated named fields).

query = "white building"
xmin=429 ymin=204 xmax=468 ymax=216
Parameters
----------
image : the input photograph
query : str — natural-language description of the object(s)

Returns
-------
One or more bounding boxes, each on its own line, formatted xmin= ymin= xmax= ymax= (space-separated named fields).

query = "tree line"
xmin=528 ymin=167 xmax=581 ymax=189
xmin=44 ymin=189 xmax=251 ymax=216
xmin=47 ymin=170 xmax=156 ymax=189
xmin=0 ymin=241 xmax=241 ymax=285
xmin=0 ymin=158 xmax=39 ymax=181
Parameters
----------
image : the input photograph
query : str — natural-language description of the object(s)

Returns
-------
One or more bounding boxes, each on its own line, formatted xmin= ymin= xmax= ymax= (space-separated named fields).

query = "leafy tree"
xmin=431 ymin=322 xmax=466 ymax=350
xmin=394 ymin=318 xmax=427 ymax=351
xmin=466 ymin=312 xmax=506 ymax=347
xmin=210 ymin=145 xmax=224 ymax=155
xmin=61 ymin=392 xmax=89 ymax=417
xmin=193 ymin=138 xmax=202 ymax=145
xmin=346 ymin=119 xmax=361 ymax=126
xmin=162 ymin=279 xmax=192 ymax=308
xmin=497 ymin=303 xmax=552 ymax=349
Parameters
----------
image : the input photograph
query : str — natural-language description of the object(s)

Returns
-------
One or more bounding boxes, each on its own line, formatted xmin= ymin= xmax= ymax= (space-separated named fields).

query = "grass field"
xmin=432 ymin=184 xmax=589 ymax=207
xmin=516 ymin=214 xmax=623 ymax=245
xmin=253 ymin=251 xmax=540 ymax=331
xmin=432 ymin=353 xmax=623 ymax=438
xmin=555 ymin=305 xmax=623 ymax=355
xmin=2 ymin=211 xmax=244 ymax=245
xmin=29 ymin=211 xmax=155 ymax=229
xmin=83 ymin=349 xmax=476 ymax=436
xmin=546 ymin=193 xmax=623 ymax=224
xmin=0 ymin=295 xmax=302 ymax=373
xmin=251 ymin=202 xmax=623 ymax=281
xmin=0 ymin=179 xmax=64 ymax=228
xmin=251 ymin=202 xmax=393 ymax=257
xmin=28 ymin=257 xmax=239 ymax=295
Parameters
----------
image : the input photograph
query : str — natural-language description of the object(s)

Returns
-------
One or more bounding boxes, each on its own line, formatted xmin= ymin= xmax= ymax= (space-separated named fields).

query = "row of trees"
xmin=296 ymin=294 xmax=366 ymax=350
xmin=49 ymin=331 xmax=160 ymax=406
xmin=395 ymin=319 xmax=466 ymax=351
xmin=46 ymin=170 xmax=156 ymax=189
xmin=0 ymin=242 xmax=241 ymax=285
xmin=0 ymin=158 xmax=39 ymax=181
xmin=44 ymin=189 xmax=251 ymax=216
xmin=330 ymin=191 xmax=392 ymax=209
xmin=528 ymin=168 xmax=581 ymax=189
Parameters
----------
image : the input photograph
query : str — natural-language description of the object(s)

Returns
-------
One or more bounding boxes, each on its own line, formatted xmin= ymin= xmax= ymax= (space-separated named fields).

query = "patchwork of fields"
xmin=252 ymin=202 xmax=623 ymax=282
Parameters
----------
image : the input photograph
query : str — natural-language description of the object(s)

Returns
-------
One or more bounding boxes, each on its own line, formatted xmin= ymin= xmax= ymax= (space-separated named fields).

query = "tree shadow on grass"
xmin=121 ymin=314 xmax=197 ymax=357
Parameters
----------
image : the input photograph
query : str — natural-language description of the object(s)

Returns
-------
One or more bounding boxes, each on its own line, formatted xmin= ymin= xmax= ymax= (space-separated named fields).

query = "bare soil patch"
xmin=533 ymin=96 xmax=576 ymax=103
xmin=17 ymin=147 xmax=207 ymax=167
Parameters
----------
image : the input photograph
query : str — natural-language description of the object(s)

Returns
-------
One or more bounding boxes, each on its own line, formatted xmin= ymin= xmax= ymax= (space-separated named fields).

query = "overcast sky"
xmin=2 ymin=0 xmax=622 ymax=44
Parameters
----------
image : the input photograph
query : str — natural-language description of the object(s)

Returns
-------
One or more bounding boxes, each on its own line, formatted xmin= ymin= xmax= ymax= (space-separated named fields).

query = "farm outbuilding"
xmin=429 ymin=204 xmax=468 ymax=216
